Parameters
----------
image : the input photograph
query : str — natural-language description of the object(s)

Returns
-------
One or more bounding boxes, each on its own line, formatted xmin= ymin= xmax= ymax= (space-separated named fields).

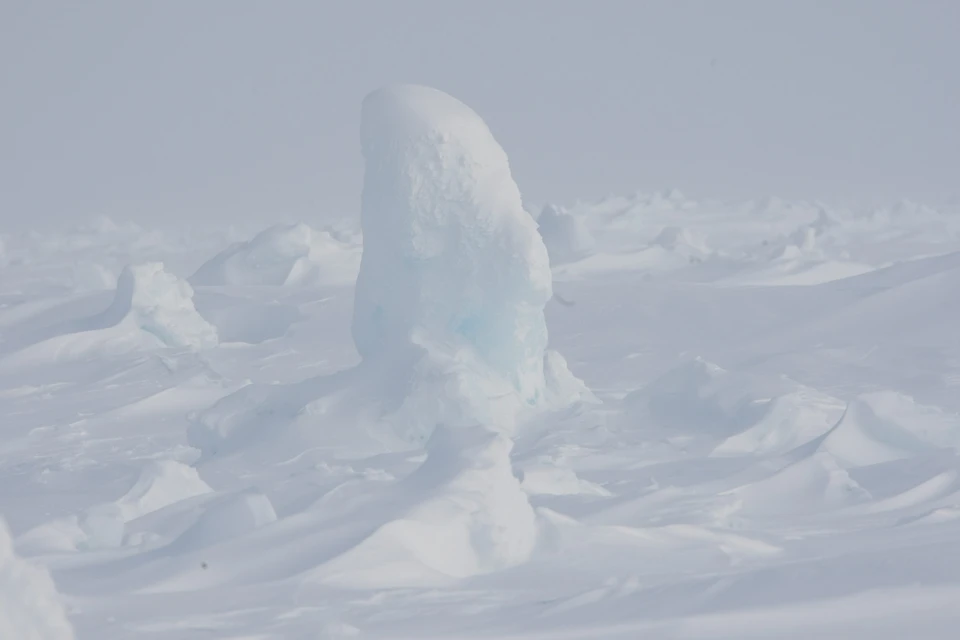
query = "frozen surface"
xmin=102 ymin=263 xmax=219 ymax=350
xmin=5 ymin=92 xmax=960 ymax=638
xmin=191 ymin=222 xmax=361 ymax=287
xmin=0 ymin=518 xmax=75 ymax=640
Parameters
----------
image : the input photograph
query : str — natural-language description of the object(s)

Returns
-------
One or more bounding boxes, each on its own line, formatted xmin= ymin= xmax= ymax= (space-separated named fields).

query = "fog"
xmin=2 ymin=0 xmax=957 ymax=230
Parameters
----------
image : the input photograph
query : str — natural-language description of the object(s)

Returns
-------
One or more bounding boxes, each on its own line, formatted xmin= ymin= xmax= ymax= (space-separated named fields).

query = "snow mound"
xmin=819 ymin=392 xmax=960 ymax=467
xmin=730 ymin=452 xmax=872 ymax=516
xmin=0 ymin=518 xmax=75 ymax=640
xmin=312 ymin=426 xmax=536 ymax=588
xmin=625 ymin=358 xmax=844 ymax=456
xmin=191 ymin=223 xmax=361 ymax=287
xmin=18 ymin=460 xmax=213 ymax=552
xmin=96 ymin=263 xmax=218 ymax=349
xmin=653 ymin=226 xmax=711 ymax=262
xmin=172 ymin=490 xmax=277 ymax=551
xmin=725 ymin=213 xmax=873 ymax=286
xmin=115 ymin=460 xmax=213 ymax=522
xmin=537 ymin=204 xmax=595 ymax=264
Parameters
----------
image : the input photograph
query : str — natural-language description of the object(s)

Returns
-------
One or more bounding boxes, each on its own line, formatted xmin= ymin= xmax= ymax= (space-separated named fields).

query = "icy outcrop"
xmin=187 ymin=85 xmax=591 ymax=458
xmin=537 ymin=204 xmax=595 ymax=264
xmin=0 ymin=518 xmax=75 ymax=640
xmin=353 ymin=85 xmax=583 ymax=420
xmin=191 ymin=223 xmax=361 ymax=287
xmin=97 ymin=263 xmax=218 ymax=349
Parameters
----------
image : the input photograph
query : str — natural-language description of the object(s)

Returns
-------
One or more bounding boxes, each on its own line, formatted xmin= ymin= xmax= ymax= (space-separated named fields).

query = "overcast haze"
xmin=2 ymin=0 xmax=958 ymax=230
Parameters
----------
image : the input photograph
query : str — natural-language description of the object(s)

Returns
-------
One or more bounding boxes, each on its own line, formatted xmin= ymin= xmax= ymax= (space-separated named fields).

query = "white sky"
xmin=2 ymin=0 xmax=958 ymax=229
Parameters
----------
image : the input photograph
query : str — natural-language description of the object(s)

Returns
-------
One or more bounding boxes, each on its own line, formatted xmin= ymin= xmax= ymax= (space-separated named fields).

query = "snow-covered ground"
xmin=3 ymin=86 xmax=960 ymax=638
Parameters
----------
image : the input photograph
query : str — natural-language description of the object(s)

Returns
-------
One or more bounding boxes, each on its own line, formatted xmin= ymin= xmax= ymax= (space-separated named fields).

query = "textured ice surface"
xmin=7 ymin=89 xmax=960 ymax=638
xmin=353 ymin=85 xmax=554 ymax=402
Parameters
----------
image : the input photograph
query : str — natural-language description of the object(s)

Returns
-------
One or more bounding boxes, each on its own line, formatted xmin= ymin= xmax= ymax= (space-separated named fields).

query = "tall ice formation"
xmin=353 ymin=85 xmax=554 ymax=403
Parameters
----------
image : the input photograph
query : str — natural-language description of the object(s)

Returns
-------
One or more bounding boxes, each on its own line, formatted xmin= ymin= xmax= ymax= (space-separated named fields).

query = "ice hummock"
xmin=96 ymin=263 xmax=219 ymax=349
xmin=191 ymin=222 xmax=361 ymax=287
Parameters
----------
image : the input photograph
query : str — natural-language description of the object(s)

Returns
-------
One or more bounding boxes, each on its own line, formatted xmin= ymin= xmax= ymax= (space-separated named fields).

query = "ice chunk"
xmin=72 ymin=262 xmax=116 ymax=292
xmin=353 ymin=85 xmax=553 ymax=401
xmin=191 ymin=222 xmax=361 ymax=287
xmin=0 ymin=518 xmax=75 ymax=640
xmin=626 ymin=358 xmax=844 ymax=455
xmin=97 ymin=263 xmax=219 ymax=349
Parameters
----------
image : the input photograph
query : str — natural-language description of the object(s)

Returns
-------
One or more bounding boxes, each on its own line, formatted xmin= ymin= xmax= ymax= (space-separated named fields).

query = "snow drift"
xmin=311 ymin=426 xmax=536 ymax=588
xmin=191 ymin=222 xmax=361 ymax=287
xmin=625 ymin=358 xmax=845 ymax=456
xmin=819 ymin=392 xmax=960 ymax=467
xmin=0 ymin=263 xmax=218 ymax=368
xmin=17 ymin=459 xmax=214 ymax=553
xmin=0 ymin=518 xmax=75 ymax=640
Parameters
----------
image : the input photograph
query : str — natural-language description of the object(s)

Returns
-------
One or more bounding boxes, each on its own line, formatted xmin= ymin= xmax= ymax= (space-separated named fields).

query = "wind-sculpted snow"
xmin=311 ymin=426 xmax=536 ymax=588
xmin=819 ymin=392 xmax=960 ymax=467
xmin=624 ymin=358 xmax=845 ymax=456
xmin=0 ymin=519 xmax=75 ymax=640
xmin=0 ymin=262 xmax=218 ymax=367
xmin=7 ymin=102 xmax=960 ymax=637
xmin=550 ymin=191 xmax=960 ymax=285
xmin=191 ymin=222 xmax=361 ymax=287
